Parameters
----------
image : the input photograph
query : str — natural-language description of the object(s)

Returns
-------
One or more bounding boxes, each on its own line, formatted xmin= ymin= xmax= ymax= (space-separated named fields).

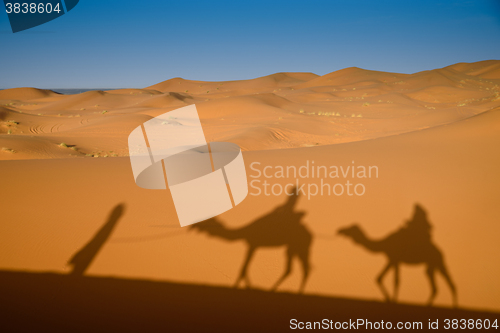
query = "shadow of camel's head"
xmin=337 ymin=224 xmax=362 ymax=238
xmin=188 ymin=218 xmax=224 ymax=235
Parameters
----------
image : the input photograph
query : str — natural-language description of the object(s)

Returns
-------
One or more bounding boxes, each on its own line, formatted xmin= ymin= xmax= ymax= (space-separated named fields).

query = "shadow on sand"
xmin=0 ymin=202 xmax=497 ymax=332
xmin=190 ymin=188 xmax=312 ymax=293
xmin=0 ymin=271 xmax=497 ymax=332
xmin=338 ymin=204 xmax=457 ymax=307
xmin=67 ymin=204 xmax=125 ymax=276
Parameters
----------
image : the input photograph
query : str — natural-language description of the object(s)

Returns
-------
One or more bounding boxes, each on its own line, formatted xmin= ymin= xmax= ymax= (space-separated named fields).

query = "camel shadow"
xmin=189 ymin=187 xmax=312 ymax=293
xmin=338 ymin=203 xmax=457 ymax=307
xmin=1 ymin=201 xmax=495 ymax=332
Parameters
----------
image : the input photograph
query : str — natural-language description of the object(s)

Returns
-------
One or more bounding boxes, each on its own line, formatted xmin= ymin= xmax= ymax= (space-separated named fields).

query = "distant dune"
xmin=0 ymin=87 xmax=59 ymax=100
xmin=1 ymin=60 xmax=498 ymax=159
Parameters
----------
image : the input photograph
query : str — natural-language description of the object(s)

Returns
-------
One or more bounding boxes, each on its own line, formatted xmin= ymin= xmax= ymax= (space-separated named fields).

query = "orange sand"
xmin=0 ymin=60 xmax=499 ymax=316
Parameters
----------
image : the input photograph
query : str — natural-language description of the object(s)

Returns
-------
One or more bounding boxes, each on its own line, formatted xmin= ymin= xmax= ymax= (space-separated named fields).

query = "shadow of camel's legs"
xmin=271 ymin=250 xmax=293 ymax=292
xmin=438 ymin=262 xmax=458 ymax=308
xmin=297 ymin=250 xmax=310 ymax=294
xmin=426 ymin=266 xmax=437 ymax=306
xmin=377 ymin=262 xmax=392 ymax=302
xmin=234 ymin=247 xmax=256 ymax=289
xmin=393 ymin=264 xmax=400 ymax=302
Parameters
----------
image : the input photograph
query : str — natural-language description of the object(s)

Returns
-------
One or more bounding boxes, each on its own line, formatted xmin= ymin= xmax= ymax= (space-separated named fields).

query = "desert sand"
xmin=1 ymin=60 xmax=499 ymax=330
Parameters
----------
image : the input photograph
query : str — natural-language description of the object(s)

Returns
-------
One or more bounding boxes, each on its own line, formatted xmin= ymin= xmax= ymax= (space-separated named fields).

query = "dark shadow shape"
xmin=189 ymin=187 xmax=312 ymax=293
xmin=338 ymin=203 xmax=457 ymax=307
xmin=67 ymin=204 xmax=125 ymax=276
xmin=0 ymin=271 xmax=496 ymax=333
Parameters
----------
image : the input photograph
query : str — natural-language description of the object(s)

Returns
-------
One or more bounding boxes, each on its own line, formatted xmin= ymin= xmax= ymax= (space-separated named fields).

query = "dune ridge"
xmin=1 ymin=60 xmax=499 ymax=160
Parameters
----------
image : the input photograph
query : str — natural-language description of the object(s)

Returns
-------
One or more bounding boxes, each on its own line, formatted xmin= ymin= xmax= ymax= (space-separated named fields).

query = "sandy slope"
xmin=0 ymin=106 xmax=499 ymax=313
xmin=0 ymin=61 xmax=499 ymax=321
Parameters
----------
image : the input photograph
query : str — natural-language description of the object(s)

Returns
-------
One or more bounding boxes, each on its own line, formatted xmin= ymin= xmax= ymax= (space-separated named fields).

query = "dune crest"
xmin=0 ymin=87 xmax=59 ymax=100
xmin=1 ymin=60 xmax=499 ymax=160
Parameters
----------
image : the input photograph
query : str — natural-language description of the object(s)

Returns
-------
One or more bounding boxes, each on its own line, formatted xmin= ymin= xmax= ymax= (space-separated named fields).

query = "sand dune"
xmin=0 ymin=108 xmax=499 ymax=311
xmin=1 ymin=60 xmax=499 ymax=159
xmin=1 ymin=61 xmax=499 ymax=319
xmin=147 ymin=72 xmax=319 ymax=94
xmin=0 ymin=87 xmax=59 ymax=100
xmin=449 ymin=60 xmax=500 ymax=79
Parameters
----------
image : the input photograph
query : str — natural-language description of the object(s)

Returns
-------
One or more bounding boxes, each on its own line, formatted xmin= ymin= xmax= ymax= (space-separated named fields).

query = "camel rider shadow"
xmin=190 ymin=187 xmax=312 ymax=293
xmin=67 ymin=204 xmax=125 ymax=276
xmin=338 ymin=204 xmax=457 ymax=307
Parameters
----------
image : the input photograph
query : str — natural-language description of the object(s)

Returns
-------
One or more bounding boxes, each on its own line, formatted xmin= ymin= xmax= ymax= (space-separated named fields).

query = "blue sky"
xmin=1 ymin=0 xmax=499 ymax=88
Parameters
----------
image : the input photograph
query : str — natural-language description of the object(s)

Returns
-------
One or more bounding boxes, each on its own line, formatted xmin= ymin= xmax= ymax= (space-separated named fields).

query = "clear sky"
xmin=1 ymin=0 xmax=499 ymax=89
